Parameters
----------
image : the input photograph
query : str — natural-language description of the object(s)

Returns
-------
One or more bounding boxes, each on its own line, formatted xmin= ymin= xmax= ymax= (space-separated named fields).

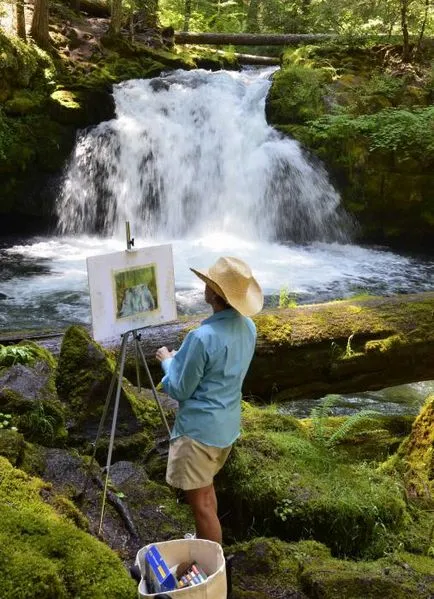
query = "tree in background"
xmin=15 ymin=0 xmax=27 ymax=40
xmin=184 ymin=0 xmax=192 ymax=30
xmin=30 ymin=0 xmax=50 ymax=47
xmin=108 ymin=0 xmax=123 ymax=35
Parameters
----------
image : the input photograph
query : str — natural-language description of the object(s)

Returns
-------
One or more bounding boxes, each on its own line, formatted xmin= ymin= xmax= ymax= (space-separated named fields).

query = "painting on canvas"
xmin=87 ymin=244 xmax=177 ymax=342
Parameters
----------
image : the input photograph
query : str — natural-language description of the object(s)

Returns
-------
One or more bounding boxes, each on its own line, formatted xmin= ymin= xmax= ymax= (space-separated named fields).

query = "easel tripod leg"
xmin=98 ymin=332 xmax=130 ymax=535
xmin=79 ymin=334 xmax=127 ymax=502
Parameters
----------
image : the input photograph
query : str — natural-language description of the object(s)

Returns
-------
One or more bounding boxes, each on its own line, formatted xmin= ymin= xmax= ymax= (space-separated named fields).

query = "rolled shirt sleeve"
xmin=161 ymin=331 xmax=207 ymax=401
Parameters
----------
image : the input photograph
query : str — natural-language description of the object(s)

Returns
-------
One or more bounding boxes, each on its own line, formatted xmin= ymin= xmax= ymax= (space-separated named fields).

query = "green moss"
xmin=4 ymin=89 xmax=46 ymax=115
xmin=18 ymin=441 xmax=47 ymax=477
xmin=301 ymin=551 xmax=434 ymax=598
xmin=56 ymin=326 xmax=162 ymax=440
xmin=300 ymin=414 xmax=414 ymax=463
xmin=365 ymin=333 xmax=405 ymax=354
xmin=51 ymin=89 xmax=82 ymax=110
xmin=382 ymin=395 xmax=434 ymax=502
xmin=266 ymin=63 xmax=329 ymax=125
xmin=229 ymin=537 xmax=434 ymax=599
xmin=56 ymin=325 xmax=115 ymax=417
xmin=220 ymin=406 xmax=408 ymax=557
xmin=241 ymin=401 xmax=302 ymax=434
xmin=0 ymin=429 xmax=25 ymax=465
xmin=253 ymin=313 xmax=293 ymax=345
xmin=0 ymin=456 xmax=137 ymax=598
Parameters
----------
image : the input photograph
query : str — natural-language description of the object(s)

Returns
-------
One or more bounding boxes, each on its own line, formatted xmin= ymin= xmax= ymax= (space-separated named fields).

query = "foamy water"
xmin=1 ymin=233 xmax=433 ymax=331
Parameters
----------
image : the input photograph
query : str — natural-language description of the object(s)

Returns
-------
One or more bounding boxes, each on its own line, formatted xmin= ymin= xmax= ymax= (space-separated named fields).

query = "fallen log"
xmin=175 ymin=32 xmax=335 ymax=46
xmin=120 ymin=292 xmax=434 ymax=402
xmin=4 ymin=293 xmax=433 ymax=402
xmin=77 ymin=0 xmax=109 ymax=17
xmin=215 ymin=50 xmax=280 ymax=65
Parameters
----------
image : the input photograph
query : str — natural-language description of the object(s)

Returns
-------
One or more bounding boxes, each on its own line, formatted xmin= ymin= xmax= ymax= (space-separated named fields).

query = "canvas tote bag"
xmin=136 ymin=538 xmax=227 ymax=599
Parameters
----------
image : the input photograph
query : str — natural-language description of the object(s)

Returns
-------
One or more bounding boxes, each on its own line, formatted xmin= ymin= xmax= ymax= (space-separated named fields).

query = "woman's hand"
xmin=156 ymin=346 xmax=176 ymax=362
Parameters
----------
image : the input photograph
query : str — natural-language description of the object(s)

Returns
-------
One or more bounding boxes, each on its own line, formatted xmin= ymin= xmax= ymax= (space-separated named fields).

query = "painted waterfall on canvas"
xmin=87 ymin=244 xmax=177 ymax=342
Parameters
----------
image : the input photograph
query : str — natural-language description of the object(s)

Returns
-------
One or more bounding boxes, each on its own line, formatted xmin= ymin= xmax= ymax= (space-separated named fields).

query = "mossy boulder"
xmin=49 ymin=88 xmax=115 ymax=126
xmin=229 ymin=537 xmax=434 ymax=599
xmin=0 ymin=429 xmax=25 ymax=465
xmin=0 ymin=456 xmax=136 ymax=598
xmin=56 ymin=325 xmax=162 ymax=443
xmin=265 ymin=63 xmax=330 ymax=125
xmin=219 ymin=403 xmax=408 ymax=557
xmin=382 ymin=394 xmax=434 ymax=503
xmin=36 ymin=449 xmax=193 ymax=560
xmin=300 ymin=413 xmax=415 ymax=463
xmin=0 ymin=342 xmax=67 ymax=446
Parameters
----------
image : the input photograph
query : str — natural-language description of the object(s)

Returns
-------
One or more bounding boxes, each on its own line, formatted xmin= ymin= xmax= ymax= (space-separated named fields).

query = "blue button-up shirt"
xmin=161 ymin=308 xmax=257 ymax=448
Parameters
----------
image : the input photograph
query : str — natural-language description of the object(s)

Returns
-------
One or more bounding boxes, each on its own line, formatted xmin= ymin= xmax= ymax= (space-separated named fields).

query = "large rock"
xmin=266 ymin=45 xmax=434 ymax=249
xmin=383 ymin=394 xmax=434 ymax=503
xmin=218 ymin=403 xmax=408 ymax=558
xmin=229 ymin=537 xmax=434 ymax=599
xmin=0 ymin=342 xmax=67 ymax=446
xmin=56 ymin=325 xmax=163 ymax=444
xmin=36 ymin=448 xmax=193 ymax=564
xmin=0 ymin=456 xmax=136 ymax=598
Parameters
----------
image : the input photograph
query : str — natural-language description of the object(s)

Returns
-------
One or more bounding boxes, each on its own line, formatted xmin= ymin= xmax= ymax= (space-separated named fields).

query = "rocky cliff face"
xmin=265 ymin=44 xmax=434 ymax=250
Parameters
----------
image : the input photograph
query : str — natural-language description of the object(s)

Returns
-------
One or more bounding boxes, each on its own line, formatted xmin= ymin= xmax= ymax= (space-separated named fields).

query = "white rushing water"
xmin=57 ymin=68 xmax=351 ymax=243
xmin=0 ymin=68 xmax=433 ymax=332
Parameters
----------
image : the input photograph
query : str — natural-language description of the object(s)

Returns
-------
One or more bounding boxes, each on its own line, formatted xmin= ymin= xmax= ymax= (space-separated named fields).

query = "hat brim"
xmin=190 ymin=267 xmax=263 ymax=317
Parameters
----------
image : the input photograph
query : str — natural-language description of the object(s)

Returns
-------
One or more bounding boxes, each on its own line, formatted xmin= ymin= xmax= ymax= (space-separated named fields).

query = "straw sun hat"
xmin=190 ymin=256 xmax=263 ymax=317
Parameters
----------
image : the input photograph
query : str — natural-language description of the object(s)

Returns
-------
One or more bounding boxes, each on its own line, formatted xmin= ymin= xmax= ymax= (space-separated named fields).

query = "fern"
xmin=22 ymin=402 xmax=56 ymax=441
xmin=310 ymin=395 xmax=382 ymax=449
xmin=311 ymin=394 xmax=340 ymax=442
xmin=0 ymin=344 xmax=36 ymax=367
xmin=326 ymin=410 xmax=381 ymax=448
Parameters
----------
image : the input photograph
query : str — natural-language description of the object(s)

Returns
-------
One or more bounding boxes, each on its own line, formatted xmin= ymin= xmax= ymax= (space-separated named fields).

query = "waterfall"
xmin=57 ymin=68 xmax=352 ymax=243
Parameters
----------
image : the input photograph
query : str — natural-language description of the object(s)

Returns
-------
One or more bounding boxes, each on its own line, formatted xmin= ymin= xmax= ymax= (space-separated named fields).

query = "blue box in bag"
xmin=144 ymin=544 xmax=177 ymax=593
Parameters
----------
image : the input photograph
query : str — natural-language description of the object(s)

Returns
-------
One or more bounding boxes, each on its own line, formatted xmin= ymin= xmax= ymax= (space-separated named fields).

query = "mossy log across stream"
xmin=119 ymin=292 xmax=434 ymax=401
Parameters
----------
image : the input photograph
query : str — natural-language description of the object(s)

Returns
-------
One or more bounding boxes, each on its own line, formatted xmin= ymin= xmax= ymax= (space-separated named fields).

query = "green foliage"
xmin=0 ymin=456 xmax=137 ymax=598
xmin=21 ymin=402 xmax=56 ymax=443
xmin=307 ymin=106 xmax=434 ymax=161
xmin=0 ymin=344 xmax=39 ymax=367
xmin=279 ymin=286 xmax=297 ymax=309
xmin=0 ymin=412 xmax=17 ymax=431
xmin=267 ymin=63 xmax=331 ymax=125
xmin=159 ymin=0 xmax=434 ymax=38
xmin=310 ymin=394 xmax=383 ymax=449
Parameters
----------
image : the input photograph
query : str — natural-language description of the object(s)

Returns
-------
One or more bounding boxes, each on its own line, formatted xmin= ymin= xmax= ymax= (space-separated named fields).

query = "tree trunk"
xmin=174 ymin=31 xmax=335 ymax=45
xmin=143 ymin=0 xmax=159 ymax=29
xmin=117 ymin=292 xmax=434 ymax=402
xmin=108 ymin=0 xmax=123 ymax=36
xmin=15 ymin=0 xmax=27 ymax=41
xmin=246 ymin=0 xmax=261 ymax=33
xmin=401 ymin=0 xmax=411 ymax=61
xmin=30 ymin=0 xmax=50 ymax=48
xmin=7 ymin=293 xmax=434 ymax=403
xmin=416 ymin=0 xmax=430 ymax=55
xmin=183 ymin=0 xmax=192 ymax=32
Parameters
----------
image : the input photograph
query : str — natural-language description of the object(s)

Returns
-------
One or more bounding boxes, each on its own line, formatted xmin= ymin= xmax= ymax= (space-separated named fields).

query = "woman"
xmin=156 ymin=256 xmax=263 ymax=544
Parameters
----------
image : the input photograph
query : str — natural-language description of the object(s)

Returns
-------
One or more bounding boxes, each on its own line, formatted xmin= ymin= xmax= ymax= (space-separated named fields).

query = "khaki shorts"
xmin=166 ymin=436 xmax=232 ymax=491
